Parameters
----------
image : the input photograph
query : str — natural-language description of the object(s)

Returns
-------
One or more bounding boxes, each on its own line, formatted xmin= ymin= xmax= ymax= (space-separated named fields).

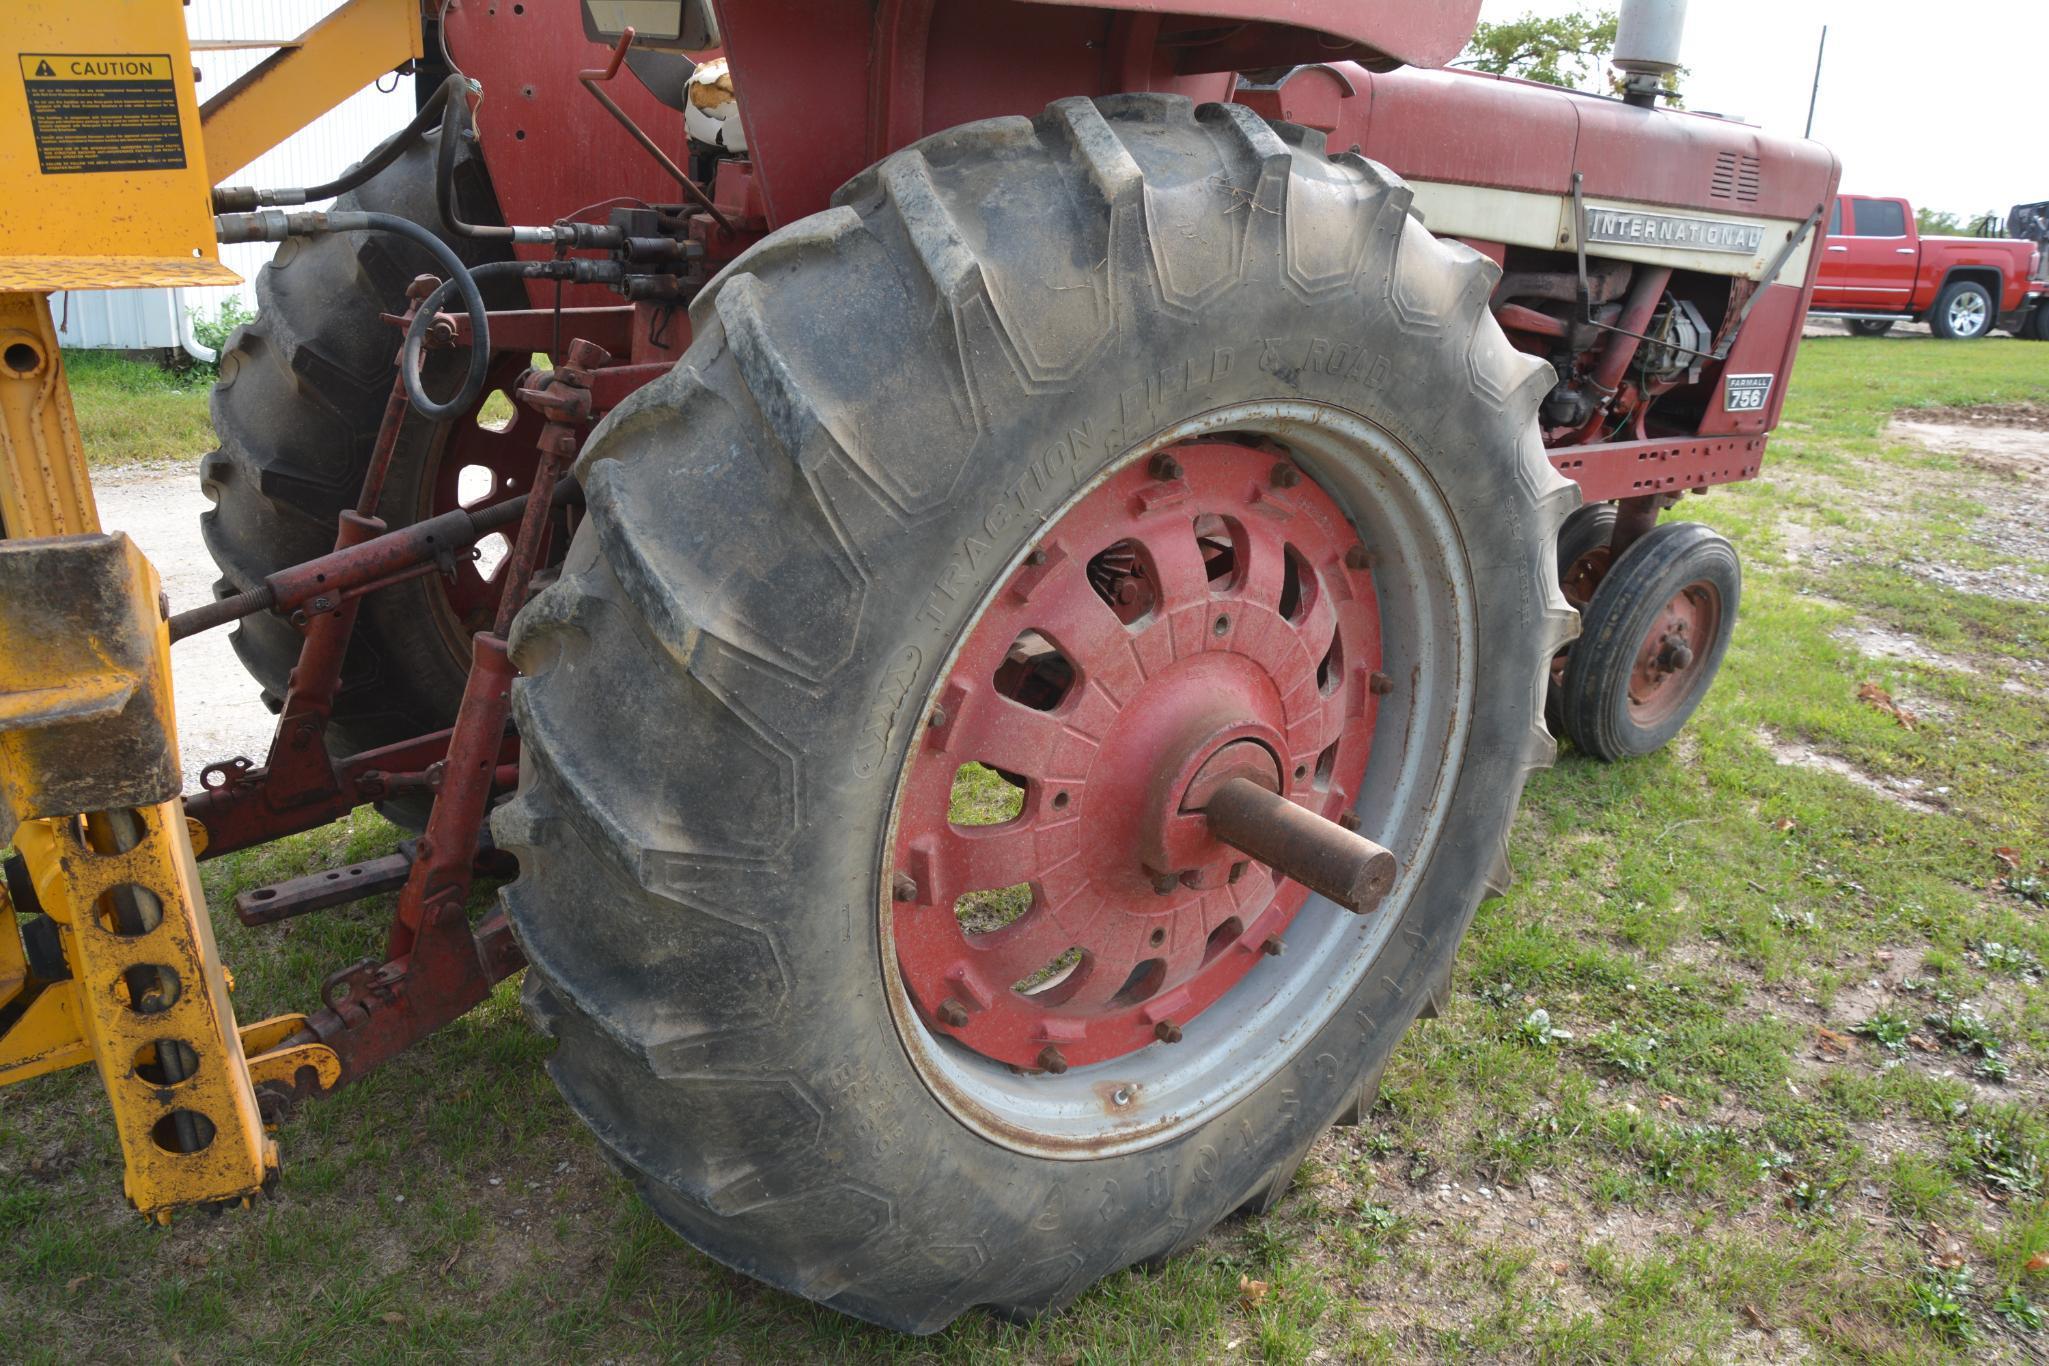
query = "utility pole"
xmin=1804 ymin=25 xmax=1828 ymax=138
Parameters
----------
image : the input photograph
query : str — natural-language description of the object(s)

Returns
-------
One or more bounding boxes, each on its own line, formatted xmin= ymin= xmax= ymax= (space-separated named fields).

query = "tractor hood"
xmin=1015 ymin=0 xmax=1485 ymax=70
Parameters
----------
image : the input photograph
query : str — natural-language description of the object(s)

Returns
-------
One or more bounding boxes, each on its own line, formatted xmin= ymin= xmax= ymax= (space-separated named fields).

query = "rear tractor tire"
xmin=496 ymin=95 xmax=1577 ymax=1333
xmin=1558 ymin=521 xmax=1740 ymax=762
xmin=200 ymin=130 xmax=534 ymax=789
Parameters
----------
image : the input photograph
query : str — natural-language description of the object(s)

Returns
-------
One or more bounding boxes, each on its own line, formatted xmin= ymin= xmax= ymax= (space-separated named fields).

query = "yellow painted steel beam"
xmin=0 ymin=977 xmax=94 ymax=1085
xmin=0 ymin=292 xmax=95 ymax=539
xmin=13 ymin=808 xmax=277 ymax=1216
xmin=200 ymin=0 xmax=424 ymax=182
xmin=0 ymin=284 xmax=311 ymax=1214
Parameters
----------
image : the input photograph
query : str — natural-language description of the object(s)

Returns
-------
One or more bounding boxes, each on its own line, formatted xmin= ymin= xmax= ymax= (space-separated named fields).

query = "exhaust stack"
xmin=1613 ymin=0 xmax=1688 ymax=107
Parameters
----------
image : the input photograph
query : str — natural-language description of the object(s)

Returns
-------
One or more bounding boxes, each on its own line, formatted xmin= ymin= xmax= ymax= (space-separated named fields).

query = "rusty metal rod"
xmin=168 ymin=478 xmax=581 ymax=642
xmin=1202 ymin=778 xmax=1397 ymax=916
xmin=578 ymin=29 xmax=734 ymax=233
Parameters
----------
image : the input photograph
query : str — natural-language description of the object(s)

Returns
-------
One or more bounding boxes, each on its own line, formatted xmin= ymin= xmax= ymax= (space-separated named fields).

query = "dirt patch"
xmin=1900 ymin=553 xmax=2049 ymax=605
xmin=1887 ymin=418 xmax=2049 ymax=479
xmin=1883 ymin=413 xmax=2049 ymax=604
xmin=1831 ymin=621 xmax=1978 ymax=674
xmin=1757 ymin=728 xmax=1945 ymax=815
xmin=1898 ymin=401 xmax=2049 ymax=435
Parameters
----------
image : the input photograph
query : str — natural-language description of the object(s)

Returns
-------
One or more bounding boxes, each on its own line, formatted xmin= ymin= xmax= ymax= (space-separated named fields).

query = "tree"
xmin=1456 ymin=5 xmax=1684 ymax=101
xmin=1457 ymin=6 xmax=1620 ymax=92
xmin=1915 ymin=207 xmax=1967 ymax=237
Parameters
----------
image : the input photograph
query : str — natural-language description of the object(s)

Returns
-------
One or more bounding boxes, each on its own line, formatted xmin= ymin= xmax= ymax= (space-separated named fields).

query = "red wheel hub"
xmin=428 ymin=356 xmax=548 ymax=635
xmin=891 ymin=441 xmax=1383 ymax=1070
xmin=1627 ymin=581 xmax=1721 ymax=725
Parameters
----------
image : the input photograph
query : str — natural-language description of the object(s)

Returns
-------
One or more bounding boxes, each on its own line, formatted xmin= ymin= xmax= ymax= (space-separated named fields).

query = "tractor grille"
xmin=1709 ymin=152 xmax=1762 ymax=204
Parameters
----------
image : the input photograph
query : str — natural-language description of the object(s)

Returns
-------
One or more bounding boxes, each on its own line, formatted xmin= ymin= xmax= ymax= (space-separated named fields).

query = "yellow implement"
xmin=0 ymin=0 xmax=383 ymax=1218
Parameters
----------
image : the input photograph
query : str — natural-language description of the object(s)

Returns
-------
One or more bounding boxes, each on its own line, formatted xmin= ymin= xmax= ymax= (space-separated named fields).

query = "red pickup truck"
xmin=1811 ymin=194 xmax=2048 ymax=340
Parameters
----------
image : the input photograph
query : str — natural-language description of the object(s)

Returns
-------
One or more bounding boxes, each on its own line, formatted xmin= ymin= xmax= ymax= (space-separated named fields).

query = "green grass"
xmin=62 ymin=350 xmax=217 ymax=466
xmin=4 ymin=336 xmax=2047 ymax=1361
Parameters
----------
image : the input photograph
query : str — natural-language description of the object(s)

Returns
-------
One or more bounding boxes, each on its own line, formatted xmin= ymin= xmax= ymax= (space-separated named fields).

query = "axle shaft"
xmin=1202 ymin=777 xmax=1397 ymax=916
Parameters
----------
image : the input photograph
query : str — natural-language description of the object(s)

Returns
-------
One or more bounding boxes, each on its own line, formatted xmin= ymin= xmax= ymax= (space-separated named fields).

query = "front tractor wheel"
xmin=1558 ymin=521 xmax=1740 ymax=761
xmin=497 ymin=95 xmax=1576 ymax=1332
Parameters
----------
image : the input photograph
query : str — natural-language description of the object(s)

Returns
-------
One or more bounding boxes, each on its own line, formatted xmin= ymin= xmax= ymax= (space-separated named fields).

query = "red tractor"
xmin=2 ymin=0 xmax=1836 ymax=1333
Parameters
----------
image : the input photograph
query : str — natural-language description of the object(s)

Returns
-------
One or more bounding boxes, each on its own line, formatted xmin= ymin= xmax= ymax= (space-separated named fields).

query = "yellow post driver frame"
xmin=0 ymin=0 xmax=374 ymax=1220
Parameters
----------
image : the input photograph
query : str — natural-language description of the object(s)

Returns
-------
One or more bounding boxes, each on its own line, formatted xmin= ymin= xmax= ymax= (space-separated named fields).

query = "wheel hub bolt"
xmin=892 ymin=872 xmax=918 ymax=903
xmin=1369 ymin=671 xmax=1394 ymax=696
xmin=1344 ymin=544 xmax=1373 ymax=571
xmin=936 ymin=998 xmax=969 ymax=1028
xmin=1261 ymin=935 xmax=1285 ymax=957
xmin=1151 ymin=872 xmax=1179 ymax=895
xmin=1153 ymin=1019 xmax=1183 ymax=1043
xmin=1037 ymin=1045 xmax=1069 ymax=1074
xmin=1148 ymin=452 xmax=1183 ymax=482
xmin=1270 ymin=461 xmax=1300 ymax=489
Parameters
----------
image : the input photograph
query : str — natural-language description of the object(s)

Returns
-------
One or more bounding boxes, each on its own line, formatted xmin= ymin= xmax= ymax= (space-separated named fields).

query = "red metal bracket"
xmin=1550 ymin=434 xmax=1767 ymax=503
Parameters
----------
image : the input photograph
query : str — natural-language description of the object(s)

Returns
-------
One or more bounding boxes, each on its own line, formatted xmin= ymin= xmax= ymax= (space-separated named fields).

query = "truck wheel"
xmin=495 ymin=95 xmax=1576 ymax=1333
xmin=1545 ymin=501 xmax=1614 ymax=736
xmin=1930 ymin=280 xmax=1994 ymax=339
xmin=2026 ymin=306 xmax=2049 ymax=341
xmin=1558 ymin=521 xmax=1739 ymax=762
xmin=200 ymin=130 xmax=531 ymax=778
xmin=1844 ymin=319 xmax=1893 ymax=338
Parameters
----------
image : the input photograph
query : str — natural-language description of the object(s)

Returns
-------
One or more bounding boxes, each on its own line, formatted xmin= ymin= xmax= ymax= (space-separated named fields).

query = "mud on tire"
xmin=497 ymin=96 xmax=1578 ymax=1332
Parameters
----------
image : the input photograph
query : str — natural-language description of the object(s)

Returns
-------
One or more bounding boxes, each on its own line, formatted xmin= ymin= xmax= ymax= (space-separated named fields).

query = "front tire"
xmin=497 ymin=96 xmax=1576 ymax=1332
xmin=1930 ymin=280 xmax=1994 ymax=339
xmin=1559 ymin=521 xmax=1739 ymax=761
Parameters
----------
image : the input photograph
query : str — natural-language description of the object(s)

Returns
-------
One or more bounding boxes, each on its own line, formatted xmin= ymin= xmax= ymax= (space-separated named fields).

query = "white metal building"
xmin=52 ymin=0 xmax=414 ymax=355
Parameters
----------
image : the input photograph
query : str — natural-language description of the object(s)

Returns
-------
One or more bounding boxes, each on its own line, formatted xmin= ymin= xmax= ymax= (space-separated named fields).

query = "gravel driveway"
xmin=93 ymin=465 xmax=278 ymax=791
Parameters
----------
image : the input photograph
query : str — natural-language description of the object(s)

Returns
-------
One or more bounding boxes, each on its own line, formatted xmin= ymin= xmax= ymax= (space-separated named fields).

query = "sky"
xmin=1472 ymin=0 xmax=2049 ymax=223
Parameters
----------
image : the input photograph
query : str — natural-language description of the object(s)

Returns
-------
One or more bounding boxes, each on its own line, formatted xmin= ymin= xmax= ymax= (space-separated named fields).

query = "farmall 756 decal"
xmin=1724 ymin=374 xmax=1774 ymax=413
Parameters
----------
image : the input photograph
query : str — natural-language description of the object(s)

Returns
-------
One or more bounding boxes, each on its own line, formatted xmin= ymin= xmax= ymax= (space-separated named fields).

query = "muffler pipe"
xmin=1614 ymin=0 xmax=1688 ymax=107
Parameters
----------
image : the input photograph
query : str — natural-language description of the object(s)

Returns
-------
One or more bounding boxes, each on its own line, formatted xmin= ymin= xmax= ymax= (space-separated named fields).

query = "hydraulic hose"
xmin=402 ymin=257 xmax=631 ymax=409
xmin=367 ymin=212 xmax=494 ymax=420
xmin=212 ymin=77 xmax=458 ymax=213
xmin=216 ymin=207 xmax=493 ymax=421
xmin=437 ymin=81 xmax=514 ymax=242
xmin=401 ymin=258 xmax=537 ymax=416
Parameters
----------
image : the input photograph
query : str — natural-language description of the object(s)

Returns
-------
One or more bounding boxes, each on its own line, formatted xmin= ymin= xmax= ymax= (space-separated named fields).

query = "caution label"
xmin=18 ymin=53 xmax=186 ymax=175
